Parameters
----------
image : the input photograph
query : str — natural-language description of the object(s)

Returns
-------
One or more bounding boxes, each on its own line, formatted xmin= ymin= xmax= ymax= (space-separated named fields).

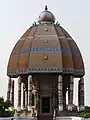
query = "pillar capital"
xmin=58 ymin=75 xmax=63 ymax=82
xmin=18 ymin=76 xmax=22 ymax=83
xmin=70 ymin=76 xmax=74 ymax=83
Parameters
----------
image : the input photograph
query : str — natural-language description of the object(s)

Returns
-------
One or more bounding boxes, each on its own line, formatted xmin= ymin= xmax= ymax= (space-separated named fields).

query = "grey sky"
xmin=0 ymin=0 xmax=90 ymax=106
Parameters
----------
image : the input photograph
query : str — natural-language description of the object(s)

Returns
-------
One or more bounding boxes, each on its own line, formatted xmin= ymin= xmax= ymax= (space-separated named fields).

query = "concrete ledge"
xmin=56 ymin=116 xmax=88 ymax=120
xmin=0 ymin=117 xmax=36 ymax=120
xmin=1 ymin=117 xmax=90 ymax=120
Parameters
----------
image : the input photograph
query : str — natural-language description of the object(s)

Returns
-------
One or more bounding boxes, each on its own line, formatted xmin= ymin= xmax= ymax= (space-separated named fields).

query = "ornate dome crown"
xmin=38 ymin=5 xmax=55 ymax=23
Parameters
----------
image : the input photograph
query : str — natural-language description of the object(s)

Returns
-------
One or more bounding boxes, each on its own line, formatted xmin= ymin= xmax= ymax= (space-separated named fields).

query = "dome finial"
xmin=38 ymin=5 xmax=55 ymax=23
xmin=45 ymin=5 xmax=48 ymax=11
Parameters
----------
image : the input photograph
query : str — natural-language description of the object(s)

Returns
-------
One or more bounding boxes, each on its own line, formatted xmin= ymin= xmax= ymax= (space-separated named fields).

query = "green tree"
xmin=0 ymin=97 xmax=14 ymax=117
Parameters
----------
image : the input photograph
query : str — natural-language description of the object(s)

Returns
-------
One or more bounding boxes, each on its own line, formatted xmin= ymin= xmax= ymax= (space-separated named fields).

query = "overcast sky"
xmin=0 ymin=0 xmax=90 ymax=106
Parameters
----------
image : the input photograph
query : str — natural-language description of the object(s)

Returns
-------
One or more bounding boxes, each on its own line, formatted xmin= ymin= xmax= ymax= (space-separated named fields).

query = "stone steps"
xmin=37 ymin=114 xmax=53 ymax=120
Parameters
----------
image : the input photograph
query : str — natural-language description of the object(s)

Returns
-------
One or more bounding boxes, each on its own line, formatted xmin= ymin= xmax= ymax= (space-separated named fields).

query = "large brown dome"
xmin=7 ymin=7 xmax=85 ymax=78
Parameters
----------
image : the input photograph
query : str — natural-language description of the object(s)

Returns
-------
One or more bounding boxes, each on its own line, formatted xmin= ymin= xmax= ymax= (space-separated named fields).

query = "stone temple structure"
xmin=7 ymin=6 xmax=85 ymax=119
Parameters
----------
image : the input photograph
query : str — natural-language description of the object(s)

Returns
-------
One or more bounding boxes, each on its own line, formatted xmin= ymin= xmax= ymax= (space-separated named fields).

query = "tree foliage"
xmin=80 ymin=112 xmax=90 ymax=118
xmin=0 ymin=97 xmax=14 ymax=117
xmin=80 ymin=106 xmax=90 ymax=118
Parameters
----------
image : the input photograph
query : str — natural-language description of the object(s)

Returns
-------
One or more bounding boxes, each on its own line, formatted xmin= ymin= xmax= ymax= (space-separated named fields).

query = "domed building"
xmin=7 ymin=6 xmax=85 ymax=119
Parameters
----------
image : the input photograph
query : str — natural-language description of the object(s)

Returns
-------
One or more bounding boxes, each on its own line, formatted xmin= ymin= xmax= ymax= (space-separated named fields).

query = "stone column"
xmin=11 ymin=80 xmax=14 ymax=107
xmin=34 ymin=90 xmax=37 ymax=110
xmin=52 ymin=84 xmax=56 ymax=111
xmin=63 ymin=86 xmax=66 ymax=110
xmin=78 ymin=77 xmax=85 ymax=111
xmin=32 ymin=85 xmax=37 ymax=115
xmin=7 ymin=77 xmax=11 ymax=101
xmin=68 ymin=76 xmax=74 ymax=111
xmin=25 ymin=89 xmax=28 ymax=109
xmin=36 ymin=89 xmax=38 ymax=111
xmin=17 ymin=76 xmax=21 ymax=111
xmin=28 ymin=75 xmax=32 ymax=111
xmin=23 ymin=83 xmax=25 ymax=110
xmin=58 ymin=75 xmax=63 ymax=111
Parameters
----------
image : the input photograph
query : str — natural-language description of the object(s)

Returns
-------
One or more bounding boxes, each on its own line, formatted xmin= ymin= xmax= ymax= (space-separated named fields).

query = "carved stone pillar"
xmin=32 ymin=87 xmax=37 ymax=116
xmin=28 ymin=75 xmax=32 ymax=111
xmin=23 ymin=83 xmax=25 ymax=110
xmin=11 ymin=80 xmax=14 ymax=107
xmin=63 ymin=87 xmax=66 ymax=110
xmin=25 ymin=89 xmax=28 ymax=109
xmin=78 ymin=77 xmax=85 ymax=111
xmin=34 ymin=90 xmax=37 ymax=110
xmin=68 ymin=76 xmax=74 ymax=111
xmin=36 ymin=89 xmax=38 ymax=111
xmin=17 ymin=76 xmax=21 ymax=111
xmin=7 ymin=77 xmax=11 ymax=101
xmin=58 ymin=75 xmax=63 ymax=111
xmin=52 ymin=84 xmax=56 ymax=110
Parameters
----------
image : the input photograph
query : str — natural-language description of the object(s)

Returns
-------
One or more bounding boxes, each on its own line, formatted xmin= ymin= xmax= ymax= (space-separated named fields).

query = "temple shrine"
xmin=7 ymin=6 xmax=85 ymax=119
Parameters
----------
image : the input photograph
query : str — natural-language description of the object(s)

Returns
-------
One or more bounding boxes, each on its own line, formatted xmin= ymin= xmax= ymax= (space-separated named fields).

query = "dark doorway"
xmin=42 ymin=97 xmax=50 ymax=113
